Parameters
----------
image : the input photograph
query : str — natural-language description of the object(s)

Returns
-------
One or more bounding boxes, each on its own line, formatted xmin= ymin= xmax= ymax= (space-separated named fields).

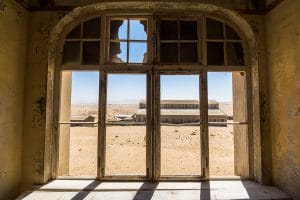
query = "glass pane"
xmin=66 ymin=24 xmax=81 ymax=39
xmin=160 ymin=75 xmax=201 ymax=176
xmin=58 ymin=71 xmax=99 ymax=177
xmin=208 ymin=72 xmax=233 ymax=176
xmin=180 ymin=43 xmax=198 ymax=63
xmin=180 ymin=21 xmax=198 ymax=40
xmin=129 ymin=42 xmax=147 ymax=63
xmin=206 ymin=18 xmax=224 ymax=39
xmin=129 ymin=20 xmax=147 ymax=40
xmin=106 ymin=74 xmax=147 ymax=176
xmin=160 ymin=43 xmax=178 ymax=63
xmin=59 ymin=71 xmax=99 ymax=122
xmin=226 ymin=25 xmax=241 ymax=40
xmin=83 ymin=18 xmax=101 ymax=38
xmin=208 ymin=72 xmax=248 ymax=177
xmin=58 ymin=124 xmax=98 ymax=177
xmin=82 ymin=41 xmax=100 ymax=65
xmin=110 ymin=20 xmax=128 ymax=40
xmin=207 ymin=42 xmax=224 ymax=65
xmin=227 ymin=42 xmax=244 ymax=66
xmin=63 ymin=41 xmax=80 ymax=64
xmin=160 ymin=20 xmax=178 ymax=40
xmin=209 ymin=125 xmax=234 ymax=176
xmin=110 ymin=42 xmax=127 ymax=63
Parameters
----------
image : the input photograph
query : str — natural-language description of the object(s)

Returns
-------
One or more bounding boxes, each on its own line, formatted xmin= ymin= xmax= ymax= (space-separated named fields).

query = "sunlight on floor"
xmin=18 ymin=180 xmax=290 ymax=200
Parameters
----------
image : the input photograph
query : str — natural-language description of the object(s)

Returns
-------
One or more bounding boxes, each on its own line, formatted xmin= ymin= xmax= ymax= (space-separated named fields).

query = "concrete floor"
xmin=17 ymin=180 xmax=290 ymax=200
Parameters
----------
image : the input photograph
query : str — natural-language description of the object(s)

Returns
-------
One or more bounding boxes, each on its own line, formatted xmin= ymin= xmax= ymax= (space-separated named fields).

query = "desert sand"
xmin=68 ymin=104 xmax=235 ymax=177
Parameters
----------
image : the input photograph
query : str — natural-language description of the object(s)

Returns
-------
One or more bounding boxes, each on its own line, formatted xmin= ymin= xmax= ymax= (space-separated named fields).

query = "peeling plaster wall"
xmin=266 ymin=0 xmax=300 ymax=198
xmin=0 ymin=0 xmax=28 ymax=199
xmin=21 ymin=11 xmax=66 ymax=189
xmin=243 ymin=14 xmax=271 ymax=184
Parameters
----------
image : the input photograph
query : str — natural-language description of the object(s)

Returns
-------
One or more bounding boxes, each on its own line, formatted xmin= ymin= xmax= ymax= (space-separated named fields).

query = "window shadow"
xmin=133 ymin=182 xmax=159 ymax=200
xmin=200 ymin=181 xmax=211 ymax=200
xmin=70 ymin=180 xmax=101 ymax=200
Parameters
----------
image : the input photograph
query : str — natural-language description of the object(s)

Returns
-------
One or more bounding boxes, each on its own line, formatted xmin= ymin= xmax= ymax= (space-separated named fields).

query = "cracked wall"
xmin=266 ymin=0 xmax=300 ymax=198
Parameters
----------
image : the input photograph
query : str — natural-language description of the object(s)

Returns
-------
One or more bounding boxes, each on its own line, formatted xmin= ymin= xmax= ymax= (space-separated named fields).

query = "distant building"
xmin=134 ymin=100 xmax=227 ymax=124
xmin=70 ymin=115 xmax=95 ymax=126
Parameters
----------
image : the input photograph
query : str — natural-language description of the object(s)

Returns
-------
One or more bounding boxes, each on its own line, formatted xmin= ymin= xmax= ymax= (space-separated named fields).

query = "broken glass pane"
xmin=226 ymin=25 xmax=241 ymax=40
xmin=227 ymin=42 xmax=244 ymax=66
xmin=82 ymin=41 xmax=100 ymax=65
xmin=83 ymin=18 xmax=101 ymax=38
xmin=110 ymin=42 xmax=127 ymax=63
xmin=129 ymin=20 xmax=147 ymax=40
xmin=160 ymin=20 xmax=178 ymax=40
xmin=180 ymin=43 xmax=198 ymax=63
xmin=180 ymin=21 xmax=198 ymax=40
xmin=129 ymin=42 xmax=147 ymax=63
xmin=207 ymin=42 xmax=224 ymax=65
xmin=206 ymin=18 xmax=224 ymax=40
xmin=160 ymin=43 xmax=178 ymax=63
xmin=63 ymin=41 xmax=80 ymax=64
xmin=110 ymin=20 xmax=128 ymax=40
xmin=66 ymin=24 xmax=81 ymax=39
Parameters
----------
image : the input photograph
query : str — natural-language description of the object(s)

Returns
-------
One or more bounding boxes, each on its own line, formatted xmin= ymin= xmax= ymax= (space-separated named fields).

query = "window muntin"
xmin=63 ymin=18 xmax=101 ymax=65
xmin=109 ymin=18 xmax=148 ymax=64
xmin=159 ymin=19 xmax=199 ymax=64
xmin=206 ymin=18 xmax=244 ymax=66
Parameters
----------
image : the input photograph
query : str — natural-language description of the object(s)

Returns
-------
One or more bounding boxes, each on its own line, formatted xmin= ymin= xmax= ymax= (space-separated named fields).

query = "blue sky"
xmin=70 ymin=20 xmax=233 ymax=105
xmin=71 ymin=72 xmax=232 ymax=105
xmin=113 ymin=20 xmax=147 ymax=63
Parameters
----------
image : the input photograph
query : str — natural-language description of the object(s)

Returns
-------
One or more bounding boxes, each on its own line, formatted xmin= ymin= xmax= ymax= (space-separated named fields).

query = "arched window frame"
xmin=46 ymin=3 xmax=260 ymax=183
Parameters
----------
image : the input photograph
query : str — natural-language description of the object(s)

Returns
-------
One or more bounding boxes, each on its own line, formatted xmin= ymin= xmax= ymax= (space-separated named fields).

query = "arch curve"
xmin=46 ymin=2 xmax=261 ymax=181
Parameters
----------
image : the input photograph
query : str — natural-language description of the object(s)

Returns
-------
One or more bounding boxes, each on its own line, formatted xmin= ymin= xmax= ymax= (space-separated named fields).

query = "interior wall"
xmin=20 ymin=1 xmax=267 ymax=194
xmin=0 ymin=0 xmax=28 ymax=199
xmin=266 ymin=0 xmax=300 ymax=198
xmin=21 ymin=11 xmax=65 ymax=190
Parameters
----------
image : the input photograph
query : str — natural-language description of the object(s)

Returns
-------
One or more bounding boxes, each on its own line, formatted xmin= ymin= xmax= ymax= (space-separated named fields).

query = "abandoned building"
xmin=1 ymin=0 xmax=300 ymax=199
xmin=135 ymin=100 xmax=227 ymax=123
xmin=70 ymin=115 xmax=96 ymax=126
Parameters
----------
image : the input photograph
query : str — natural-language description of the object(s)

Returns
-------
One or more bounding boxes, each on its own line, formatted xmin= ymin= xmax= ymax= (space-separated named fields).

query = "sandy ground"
xmin=68 ymin=125 xmax=234 ymax=177
xmin=68 ymin=104 xmax=234 ymax=177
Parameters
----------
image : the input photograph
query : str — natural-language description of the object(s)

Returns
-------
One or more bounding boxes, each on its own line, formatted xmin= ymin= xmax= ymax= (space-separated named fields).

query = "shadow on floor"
xmin=200 ymin=181 xmax=211 ymax=199
xmin=70 ymin=180 xmax=101 ymax=200
xmin=133 ymin=182 xmax=159 ymax=200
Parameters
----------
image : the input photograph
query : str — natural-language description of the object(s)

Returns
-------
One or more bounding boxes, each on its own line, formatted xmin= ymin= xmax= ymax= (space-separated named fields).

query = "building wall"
xmin=0 ymin=0 xmax=28 ymax=199
xmin=21 ymin=11 xmax=66 ymax=190
xmin=266 ymin=0 xmax=300 ymax=198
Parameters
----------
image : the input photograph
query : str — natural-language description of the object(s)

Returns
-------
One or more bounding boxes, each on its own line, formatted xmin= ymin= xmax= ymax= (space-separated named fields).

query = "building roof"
xmin=140 ymin=99 xmax=219 ymax=105
xmin=136 ymin=109 xmax=226 ymax=116
xmin=71 ymin=115 xmax=95 ymax=121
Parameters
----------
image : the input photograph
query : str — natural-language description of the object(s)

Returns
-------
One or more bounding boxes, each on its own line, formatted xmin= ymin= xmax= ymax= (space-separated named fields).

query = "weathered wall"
xmin=0 ymin=0 xmax=28 ymax=199
xmin=266 ymin=0 xmax=300 ymax=198
xmin=30 ymin=0 xmax=255 ymax=10
xmin=243 ymin=14 xmax=271 ymax=184
xmin=21 ymin=11 xmax=65 ymax=189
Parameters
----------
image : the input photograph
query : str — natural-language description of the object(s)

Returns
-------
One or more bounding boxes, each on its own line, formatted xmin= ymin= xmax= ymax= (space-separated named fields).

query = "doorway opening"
xmin=208 ymin=72 xmax=248 ymax=177
xmin=160 ymin=75 xmax=202 ymax=177
xmin=58 ymin=71 xmax=99 ymax=177
xmin=105 ymin=74 xmax=148 ymax=177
